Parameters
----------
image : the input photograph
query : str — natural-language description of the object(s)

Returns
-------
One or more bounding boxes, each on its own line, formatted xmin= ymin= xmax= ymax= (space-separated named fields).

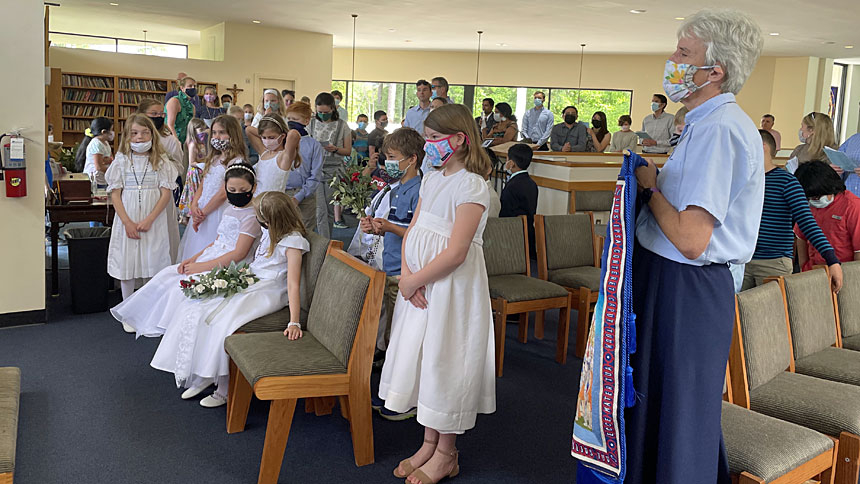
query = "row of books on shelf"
xmin=62 ymin=105 xmax=114 ymax=117
xmin=64 ymin=90 xmax=113 ymax=103
xmin=63 ymin=119 xmax=95 ymax=131
xmin=118 ymin=92 xmax=159 ymax=104
xmin=118 ymin=107 xmax=138 ymax=118
xmin=118 ymin=78 xmax=168 ymax=91
xmin=62 ymin=74 xmax=113 ymax=88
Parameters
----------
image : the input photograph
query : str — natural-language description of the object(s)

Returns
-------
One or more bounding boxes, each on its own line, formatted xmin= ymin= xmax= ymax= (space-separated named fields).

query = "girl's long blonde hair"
xmin=202 ymin=115 xmax=248 ymax=176
xmin=258 ymin=115 xmax=303 ymax=169
xmin=424 ymin=104 xmax=491 ymax=176
xmin=254 ymin=191 xmax=306 ymax=256
xmin=802 ymin=112 xmax=837 ymax=162
xmin=256 ymin=89 xmax=287 ymax=116
xmin=118 ymin=114 xmax=167 ymax=171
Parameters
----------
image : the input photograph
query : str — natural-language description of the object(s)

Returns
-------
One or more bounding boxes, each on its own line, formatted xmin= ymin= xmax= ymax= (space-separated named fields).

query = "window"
xmin=49 ymin=31 xmax=188 ymax=59
xmin=333 ymin=80 xmax=465 ymax=129
xmin=548 ymin=89 xmax=633 ymax=133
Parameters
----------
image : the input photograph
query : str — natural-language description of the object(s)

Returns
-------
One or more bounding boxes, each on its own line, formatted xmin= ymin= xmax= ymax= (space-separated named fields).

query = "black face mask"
xmin=149 ymin=116 xmax=165 ymax=131
xmin=591 ymin=119 xmax=602 ymax=128
xmin=564 ymin=114 xmax=577 ymax=125
xmin=226 ymin=190 xmax=253 ymax=207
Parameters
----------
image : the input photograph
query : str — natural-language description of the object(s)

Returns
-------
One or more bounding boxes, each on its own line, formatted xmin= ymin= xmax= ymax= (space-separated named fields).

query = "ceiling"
xmin=48 ymin=0 xmax=859 ymax=58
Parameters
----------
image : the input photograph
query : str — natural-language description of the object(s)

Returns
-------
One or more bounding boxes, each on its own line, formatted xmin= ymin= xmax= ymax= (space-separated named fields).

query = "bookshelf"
xmin=54 ymin=71 xmax=217 ymax=150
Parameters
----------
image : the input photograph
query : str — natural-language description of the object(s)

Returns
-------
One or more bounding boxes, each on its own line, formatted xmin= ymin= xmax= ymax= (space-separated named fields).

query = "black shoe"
xmin=372 ymin=349 xmax=386 ymax=372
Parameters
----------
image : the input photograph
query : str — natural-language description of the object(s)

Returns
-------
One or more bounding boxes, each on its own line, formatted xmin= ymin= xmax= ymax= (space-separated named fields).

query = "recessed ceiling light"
xmin=252 ymin=20 xmax=261 ymax=24
xmin=629 ymin=9 xmax=646 ymax=14
xmin=769 ymin=32 xmax=779 ymax=36
xmin=847 ymin=45 xmax=855 ymax=49
xmin=674 ymin=17 xmax=685 ymax=20
xmin=496 ymin=43 xmax=508 ymax=47
xmin=109 ymin=2 xmax=119 ymax=5
xmin=388 ymin=28 xmax=396 ymax=32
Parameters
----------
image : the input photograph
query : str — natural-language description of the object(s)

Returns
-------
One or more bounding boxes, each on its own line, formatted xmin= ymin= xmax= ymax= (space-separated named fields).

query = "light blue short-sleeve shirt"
xmin=403 ymin=104 xmax=431 ymax=135
xmin=635 ymin=93 xmax=764 ymax=266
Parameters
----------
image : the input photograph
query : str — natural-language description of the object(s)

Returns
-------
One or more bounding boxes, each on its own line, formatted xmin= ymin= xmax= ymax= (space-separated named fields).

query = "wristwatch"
xmin=640 ymin=186 xmax=660 ymax=204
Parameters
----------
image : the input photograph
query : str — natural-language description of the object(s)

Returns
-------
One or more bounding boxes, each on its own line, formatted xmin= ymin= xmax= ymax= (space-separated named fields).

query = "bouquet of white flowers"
xmin=179 ymin=261 xmax=259 ymax=300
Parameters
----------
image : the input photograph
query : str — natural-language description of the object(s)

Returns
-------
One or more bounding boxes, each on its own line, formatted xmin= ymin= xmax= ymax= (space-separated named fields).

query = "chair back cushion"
xmin=306 ymin=256 xmax=370 ymax=367
xmin=574 ymin=190 xmax=614 ymax=212
xmin=300 ymin=232 xmax=331 ymax=311
xmin=782 ymin=270 xmax=838 ymax=359
xmin=838 ymin=261 xmax=860 ymax=338
xmin=736 ymin=283 xmax=793 ymax=391
xmin=543 ymin=214 xmax=594 ymax=270
xmin=483 ymin=217 xmax=527 ymax=276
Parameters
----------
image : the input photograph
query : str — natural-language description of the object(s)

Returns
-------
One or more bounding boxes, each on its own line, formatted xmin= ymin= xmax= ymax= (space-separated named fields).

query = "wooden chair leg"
xmin=494 ymin=302 xmax=507 ymax=377
xmin=517 ymin=312 xmax=529 ymax=343
xmin=347 ymin=383 xmax=375 ymax=466
xmin=257 ymin=398 xmax=298 ymax=484
xmin=575 ymin=288 xmax=591 ymax=358
xmin=836 ymin=432 xmax=860 ymax=484
xmin=535 ymin=310 xmax=545 ymax=340
xmin=0 ymin=472 xmax=12 ymax=484
xmin=304 ymin=398 xmax=316 ymax=414
xmin=226 ymin=360 xmax=253 ymax=434
xmin=314 ymin=396 xmax=336 ymax=416
xmin=820 ymin=437 xmax=839 ymax=484
xmin=339 ymin=395 xmax=351 ymax=421
xmin=737 ymin=472 xmax=765 ymax=484
xmin=556 ymin=301 xmax=571 ymax=364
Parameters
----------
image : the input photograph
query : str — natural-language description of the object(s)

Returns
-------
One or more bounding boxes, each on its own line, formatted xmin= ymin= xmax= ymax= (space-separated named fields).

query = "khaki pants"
xmin=286 ymin=188 xmax=317 ymax=233
xmin=742 ymin=257 xmax=793 ymax=291
xmin=377 ymin=275 xmax=400 ymax=351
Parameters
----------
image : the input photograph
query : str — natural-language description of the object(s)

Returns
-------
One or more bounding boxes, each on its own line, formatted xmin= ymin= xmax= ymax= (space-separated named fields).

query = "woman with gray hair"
xmin=621 ymin=9 xmax=765 ymax=483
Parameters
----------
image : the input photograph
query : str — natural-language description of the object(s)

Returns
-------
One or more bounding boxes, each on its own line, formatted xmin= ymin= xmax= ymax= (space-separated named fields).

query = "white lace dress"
xmin=254 ymin=152 xmax=290 ymax=195
xmin=106 ymin=152 xmax=178 ymax=280
xmin=379 ymin=169 xmax=496 ymax=433
xmin=150 ymin=229 xmax=309 ymax=390
xmin=177 ymin=156 xmax=242 ymax=260
xmin=110 ymin=204 xmax=262 ymax=337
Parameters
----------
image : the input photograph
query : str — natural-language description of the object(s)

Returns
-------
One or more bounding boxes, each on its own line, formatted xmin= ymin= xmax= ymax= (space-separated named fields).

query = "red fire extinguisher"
xmin=2 ymin=135 xmax=26 ymax=197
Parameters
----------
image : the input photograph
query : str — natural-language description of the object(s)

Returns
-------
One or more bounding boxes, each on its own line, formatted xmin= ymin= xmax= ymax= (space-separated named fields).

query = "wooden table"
xmin=46 ymin=202 xmax=115 ymax=297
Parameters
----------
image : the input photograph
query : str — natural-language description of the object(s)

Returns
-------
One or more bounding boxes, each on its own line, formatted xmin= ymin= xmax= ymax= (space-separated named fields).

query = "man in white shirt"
xmin=641 ymin=94 xmax=674 ymax=154
xmin=476 ymin=98 xmax=496 ymax=134
xmin=521 ymin=91 xmax=555 ymax=151
xmin=402 ymin=80 xmax=432 ymax=135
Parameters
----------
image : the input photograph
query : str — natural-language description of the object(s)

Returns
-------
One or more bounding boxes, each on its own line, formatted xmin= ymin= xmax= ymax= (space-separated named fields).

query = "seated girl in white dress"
xmin=151 ymin=191 xmax=309 ymax=408
xmin=252 ymin=115 xmax=302 ymax=195
xmin=111 ymin=163 xmax=262 ymax=338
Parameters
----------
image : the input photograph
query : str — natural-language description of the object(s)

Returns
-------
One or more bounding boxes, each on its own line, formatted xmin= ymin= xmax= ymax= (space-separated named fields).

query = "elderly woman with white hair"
xmin=621 ymin=9 xmax=764 ymax=483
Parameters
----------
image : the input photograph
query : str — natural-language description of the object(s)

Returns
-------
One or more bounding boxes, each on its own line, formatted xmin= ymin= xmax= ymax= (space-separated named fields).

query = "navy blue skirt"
xmin=623 ymin=244 xmax=733 ymax=484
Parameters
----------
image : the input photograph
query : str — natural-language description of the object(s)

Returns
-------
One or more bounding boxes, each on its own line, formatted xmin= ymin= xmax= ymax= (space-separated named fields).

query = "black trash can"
xmin=65 ymin=227 xmax=112 ymax=314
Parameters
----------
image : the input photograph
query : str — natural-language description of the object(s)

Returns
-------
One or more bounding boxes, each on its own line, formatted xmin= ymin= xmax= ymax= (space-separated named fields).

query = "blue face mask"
xmin=651 ymin=102 xmax=661 ymax=112
xmin=431 ymin=89 xmax=438 ymax=99
xmin=384 ymin=159 xmax=407 ymax=179
xmin=264 ymin=101 xmax=279 ymax=111
xmin=424 ymin=134 xmax=460 ymax=168
xmin=357 ymin=121 xmax=367 ymax=130
xmin=533 ymin=98 xmax=543 ymax=107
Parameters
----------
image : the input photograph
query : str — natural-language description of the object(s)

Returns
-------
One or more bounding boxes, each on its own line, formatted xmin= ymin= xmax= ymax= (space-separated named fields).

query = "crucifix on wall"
xmin=227 ymin=83 xmax=244 ymax=104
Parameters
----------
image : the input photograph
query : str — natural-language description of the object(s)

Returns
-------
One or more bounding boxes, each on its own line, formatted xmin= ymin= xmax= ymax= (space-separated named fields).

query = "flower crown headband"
xmin=225 ymin=164 xmax=256 ymax=180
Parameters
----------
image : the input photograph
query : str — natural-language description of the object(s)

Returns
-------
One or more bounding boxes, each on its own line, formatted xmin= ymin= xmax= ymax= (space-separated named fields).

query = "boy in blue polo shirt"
xmin=361 ymin=127 xmax=423 ymax=420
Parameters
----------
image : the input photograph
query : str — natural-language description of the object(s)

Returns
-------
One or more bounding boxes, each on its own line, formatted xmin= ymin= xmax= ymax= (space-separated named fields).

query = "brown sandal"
xmin=393 ymin=438 xmax=438 ymax=478
xmin=404 ymin=447 xmax=459 ymax=484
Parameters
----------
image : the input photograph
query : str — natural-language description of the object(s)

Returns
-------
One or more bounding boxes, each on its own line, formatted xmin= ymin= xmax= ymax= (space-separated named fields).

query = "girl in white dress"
xmin=106 ymin=114 xmax=178 ymax=323
xmin=77 ymin=117 xmax=114 ymax=187
xmin=252 ymin=116 xmax=302 ymax=195
xmin=151 ymin=191 xmax=309 ymax=408
xmin=178 ymin=114 xmax=247 ymax=260
xmin=379 ymin=104 xmax=495 ymax=484
xmin=111 ymin=163 xmax=262 ymax=337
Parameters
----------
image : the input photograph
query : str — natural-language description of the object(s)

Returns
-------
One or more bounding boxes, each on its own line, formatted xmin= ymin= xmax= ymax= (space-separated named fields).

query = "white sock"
xmin=214 ymin=375 xmax=230 ymax=400
xmin=120 ymin=279 xmax=136 ymax=300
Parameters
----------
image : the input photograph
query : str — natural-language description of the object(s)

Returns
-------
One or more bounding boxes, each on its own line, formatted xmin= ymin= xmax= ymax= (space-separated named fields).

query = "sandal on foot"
xmin=393 ymin=439 xmax=438 ymax=478
xmin=405 ymin=448 xmax=459 ymax=484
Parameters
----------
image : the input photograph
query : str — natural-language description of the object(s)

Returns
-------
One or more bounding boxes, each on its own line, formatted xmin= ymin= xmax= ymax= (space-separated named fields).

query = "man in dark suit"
xmin=476 ymin=98 xmax=496 ymax=136
xmin=500 ymin=143 xmax=539 ymax=258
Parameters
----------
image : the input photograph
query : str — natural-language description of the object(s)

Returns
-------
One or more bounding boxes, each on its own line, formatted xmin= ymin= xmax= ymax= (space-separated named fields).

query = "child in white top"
xmin=251 ymin=116 xmax=302 ymax=195
xmin=105 ymin=114 xmax=178 ymax=311
xmin=112 ymin=163 xmax=262 ymax=337
xmin=380 ymin=104 xmax=495 ymax=483
xmin=249 ymin=88 xmax=287 ymax=129
xmin=178 ymin=115 xmax=247 ymax=260
xmin=150 ymin=191 xmax=309 ymax=408
xmin=79 ymin=117 xmax=114 ymax=187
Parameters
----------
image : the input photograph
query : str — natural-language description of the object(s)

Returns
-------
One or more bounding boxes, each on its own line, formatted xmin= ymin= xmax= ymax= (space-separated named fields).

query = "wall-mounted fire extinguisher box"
xmin=3 ymin=136 xmax=26 ymax=197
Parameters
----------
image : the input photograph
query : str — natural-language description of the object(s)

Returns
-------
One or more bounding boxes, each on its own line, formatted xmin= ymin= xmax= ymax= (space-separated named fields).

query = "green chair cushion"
xmin=794 ymin=346 xmax=860 ymax=386
xmin=0 ymin=367 xmax=21 ymax=474
xmin=749 ymin=371 xmax=860 ymax=437
xmin=488 ymin=274 xmax=569 ymax=303
xmin=237 ymin=307 xmax=308 ymax=334
xmin=783 ymin=270 xmax=839 ymax=360
xmin=483 ymin=217 xmax=528 ymax=277
xmin=543 ymin=214 xmax=594 ymax=270
xmin=837 ymin=261 xmax=860 ymax=338
xmin=225 ymin=332 xmax=347 ymax=387
xmin=721 ymin=401 xmax=833 ymax=481
xmin=547 ymin=266 xmax=601 ymax=291
xmin=574 ymin=190 xmax=614 ymax=213
xmin=737 ymin=283 xmax=795 ymax=392
xmin=844 ymin=334 xmax=860 ymax=351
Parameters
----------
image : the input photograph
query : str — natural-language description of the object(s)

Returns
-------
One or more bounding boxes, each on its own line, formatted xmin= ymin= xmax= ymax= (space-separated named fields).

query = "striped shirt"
xmin=753 ymin=167 xmax=838 ymax=265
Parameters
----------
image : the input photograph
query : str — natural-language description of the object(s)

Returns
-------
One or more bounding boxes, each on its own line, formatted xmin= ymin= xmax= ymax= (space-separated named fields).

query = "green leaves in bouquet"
xmin=179 ymin=261 xmax=260 ymax=300
xmin=329 ymin=162 xmax=374 ymax=216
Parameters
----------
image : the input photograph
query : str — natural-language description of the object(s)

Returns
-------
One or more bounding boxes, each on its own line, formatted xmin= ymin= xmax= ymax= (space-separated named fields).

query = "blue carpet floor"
xmin=2 ymin=224 xmax=584 ymax=484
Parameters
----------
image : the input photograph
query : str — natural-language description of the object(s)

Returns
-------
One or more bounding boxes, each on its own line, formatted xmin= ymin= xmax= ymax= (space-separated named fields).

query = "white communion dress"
xmin=253 ymin=151 xmax=290 ymax=195
xmin=111 ymin=204 xmax=262 ymax=337
xmin=150 ymin=229 xmax=309 ymax=390
xmin=378 ymin=168 xmax=496 ymax=433
xmin=106 ymin=152 xmax=178 ymax=280
xmin=177 ymin=156 xmax=241 ymax=260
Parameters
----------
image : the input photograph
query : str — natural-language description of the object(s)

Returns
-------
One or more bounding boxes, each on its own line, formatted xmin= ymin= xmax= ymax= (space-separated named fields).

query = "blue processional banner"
xmin=571 ymin=151 xmax=647 ymax=483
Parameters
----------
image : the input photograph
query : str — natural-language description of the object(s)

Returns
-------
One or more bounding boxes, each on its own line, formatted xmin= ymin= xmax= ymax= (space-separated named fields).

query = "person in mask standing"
xmin=609 ymin=115 xmax=638 ymax=153
xmin=309 ymin=92 xmax=352 ymax=238
xmin=332 ymin=90 xmax=349 ymax=121
xmin=165 ymin=76 xmax=198 ymax=144
xmin=621 ymin=9 xmax=765 ymax=484
xmin=550 ymin=106 xmax=587 ymax=152
xmin=199 ymin=86 xmax=226 ymax=128
xmin=641 ymin=93 xmax=674 ymax=154
xmin=368 ymin=110 xmax=389 ymax=165
xmin=586 ymin=111 xmax=611 ymax=152
xmin=352 ymin=114 xmax=371 ymax=163
xmin=482 ymin=102 xmax=518 ymax=147
xmin=284 ymin=101 xmax=323 ymax=231
xmin=789 ymin=111 xmax=838 ymax=166
xmin=430 ymin=77 xmax=456 ymax=104
xmin=521 ymin=91 xmax=554 ymax=150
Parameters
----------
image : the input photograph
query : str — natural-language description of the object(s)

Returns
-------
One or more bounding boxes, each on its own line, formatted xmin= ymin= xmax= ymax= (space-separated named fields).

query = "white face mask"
xmin=130 ymin=140 xmax=152 ymax=153
xmin=798 ymin=129 xmax=808 ymax=144
xmin=244 ymin=113 xmax=253 ymax=121
xmin=809 ymin=195 xmax=834 ymax=209
xmin=493 ymin=112 xmax=501 ymax=122
xmin=620 ymin=125 xmax=631 ymax=132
